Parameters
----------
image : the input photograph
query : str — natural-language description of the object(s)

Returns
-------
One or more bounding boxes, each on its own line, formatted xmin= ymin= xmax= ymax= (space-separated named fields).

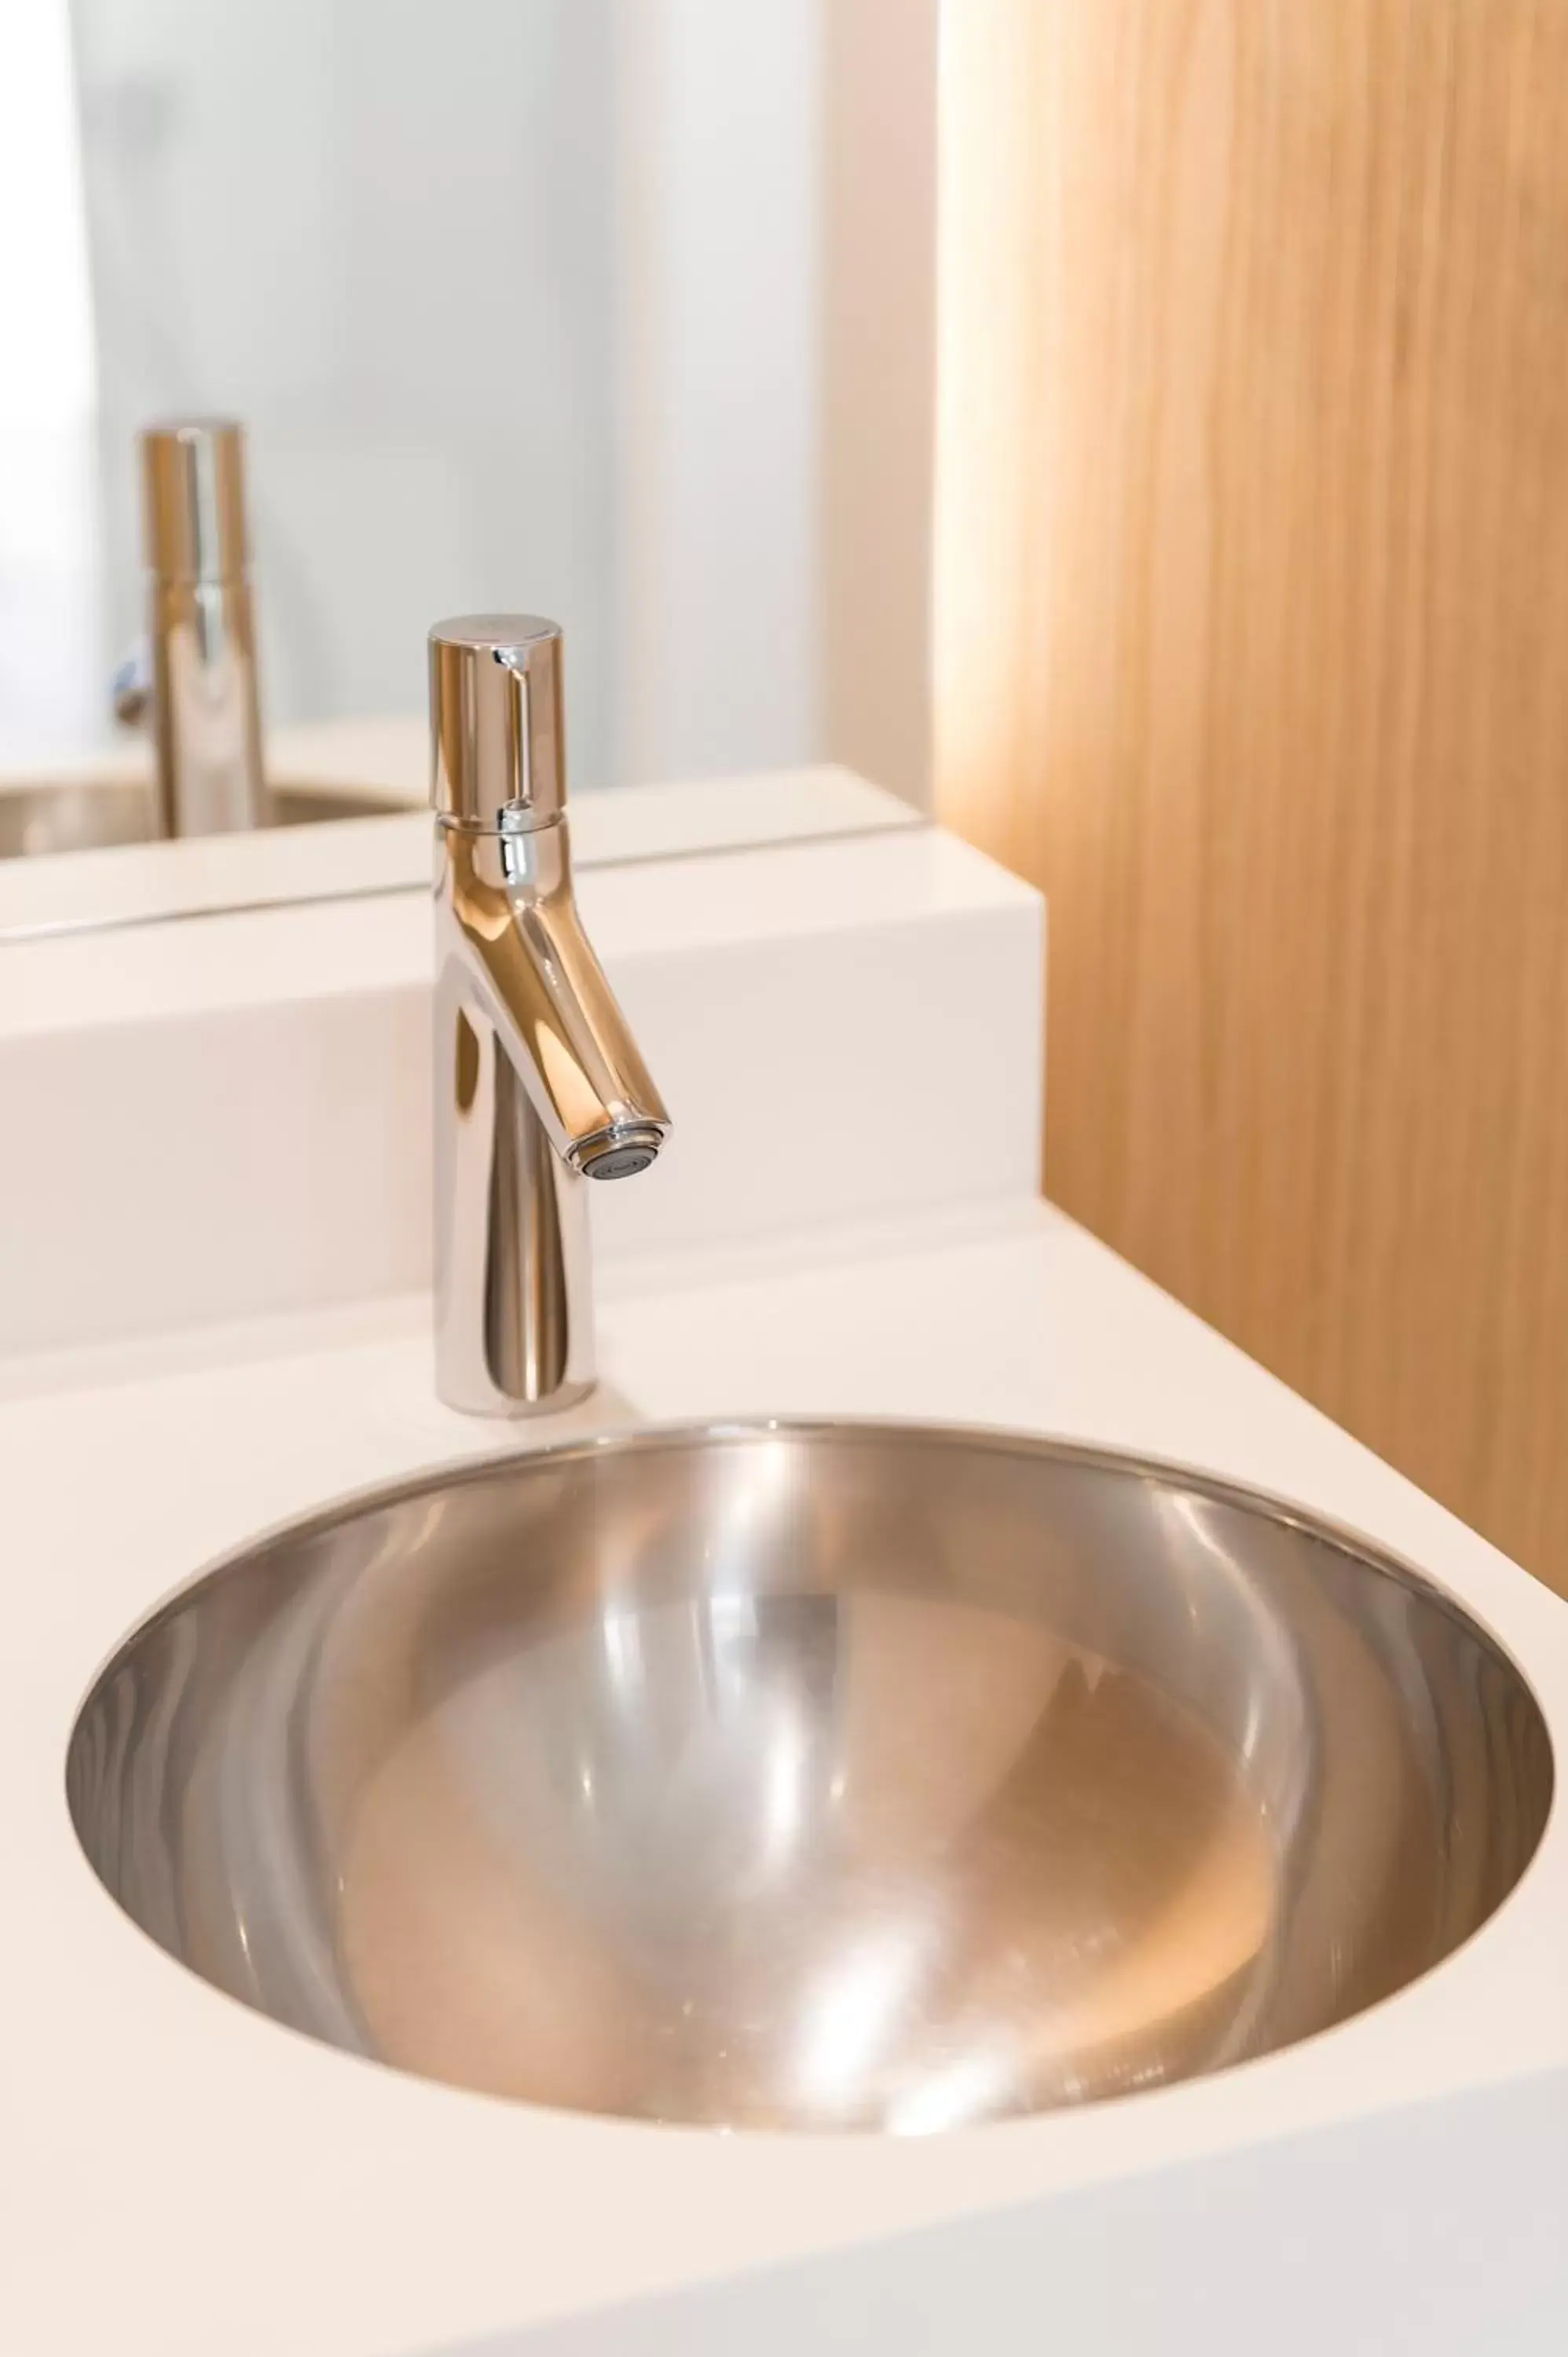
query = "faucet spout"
xmin=430 ymin=616 xmax=669 ymax=1417
xmin=441 ymin=819 xmax=669 ymax=1177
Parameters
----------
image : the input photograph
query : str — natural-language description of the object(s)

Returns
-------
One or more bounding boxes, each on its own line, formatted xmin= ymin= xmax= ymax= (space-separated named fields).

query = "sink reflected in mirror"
xmin=0 ymin=775 xmax=408 ymax=861
xmin=67 ymin=1422 xmax=1552 ymax=2134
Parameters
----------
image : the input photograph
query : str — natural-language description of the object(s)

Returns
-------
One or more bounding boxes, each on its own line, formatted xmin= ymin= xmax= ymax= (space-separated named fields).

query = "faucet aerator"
xmin=575 ymin=1127 xmax=665 ymax=1182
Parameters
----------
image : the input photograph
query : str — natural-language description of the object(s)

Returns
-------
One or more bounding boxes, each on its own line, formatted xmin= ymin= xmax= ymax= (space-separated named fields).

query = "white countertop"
xmin=3 ymin=1203 xmax=1566 ymax=2356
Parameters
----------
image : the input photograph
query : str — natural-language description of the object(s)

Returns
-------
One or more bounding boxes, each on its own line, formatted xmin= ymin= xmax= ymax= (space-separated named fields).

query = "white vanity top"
xmin=2 ymin=1204 xmax=1566 ymax=2356
xmin=1 ymin=781 xmax=1563 ymax=2352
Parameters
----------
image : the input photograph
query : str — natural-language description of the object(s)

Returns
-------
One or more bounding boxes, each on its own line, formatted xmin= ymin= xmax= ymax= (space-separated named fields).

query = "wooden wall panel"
xmin=935 ymin=1 xmax=1568 ymax=1589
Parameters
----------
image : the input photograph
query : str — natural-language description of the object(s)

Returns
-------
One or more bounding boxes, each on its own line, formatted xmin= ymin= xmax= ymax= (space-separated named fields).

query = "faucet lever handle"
xmin=141 ymin=418 xmax=249 ymax=585
xmin=430 ymin=614 xmax=566 ymax=830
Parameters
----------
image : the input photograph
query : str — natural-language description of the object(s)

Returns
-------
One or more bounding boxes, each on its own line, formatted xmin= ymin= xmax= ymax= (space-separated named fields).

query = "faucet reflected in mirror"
xmin=0 ymin=415 xmax=410 ymax=863
xmin=127 ymin=417 xmax=266 ymax=838
xmin=430 ymin=614 xmax=670 ymax=1415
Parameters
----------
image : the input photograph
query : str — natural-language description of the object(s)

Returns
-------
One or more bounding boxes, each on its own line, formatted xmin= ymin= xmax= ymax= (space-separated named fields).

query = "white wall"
xmin=614 ymin=0 xmax=822 ymax=786
xmin=822 ymin=0 xmax=937 ymax=809
xmin=0 ymin=1 xmax=103 ymax=763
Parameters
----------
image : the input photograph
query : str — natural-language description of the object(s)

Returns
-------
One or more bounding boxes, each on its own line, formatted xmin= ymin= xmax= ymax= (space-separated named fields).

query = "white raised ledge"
xmin=0 ymin=821 xmax=1042 ymax=1357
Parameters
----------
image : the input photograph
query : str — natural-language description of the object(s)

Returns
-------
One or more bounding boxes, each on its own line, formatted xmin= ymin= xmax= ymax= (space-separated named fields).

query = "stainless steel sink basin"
xmin=0 ymin=775 xmax=405 ymax=858
xmin=68 ymin=1421 xmax=1552 ymax=2134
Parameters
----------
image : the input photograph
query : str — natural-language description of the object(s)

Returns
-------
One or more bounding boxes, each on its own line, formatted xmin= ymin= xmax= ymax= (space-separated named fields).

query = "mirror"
xmin=0 ymin=1 xmax=935 ymax=936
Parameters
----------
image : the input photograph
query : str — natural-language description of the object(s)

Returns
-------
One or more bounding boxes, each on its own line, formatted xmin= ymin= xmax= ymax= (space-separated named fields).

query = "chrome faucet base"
xmin=434 ymin=981 xmax=598 ymax=1417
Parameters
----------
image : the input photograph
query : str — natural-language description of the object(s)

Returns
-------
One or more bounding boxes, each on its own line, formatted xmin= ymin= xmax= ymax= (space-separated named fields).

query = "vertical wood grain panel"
xmin=936 ymin=1 xmax=1568 ymax=1589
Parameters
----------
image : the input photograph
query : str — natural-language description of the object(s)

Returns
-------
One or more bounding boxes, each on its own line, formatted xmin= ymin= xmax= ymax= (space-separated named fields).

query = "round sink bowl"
xmin=0 ymin=774 xmax=405 ymax=859
xmin=68 ymin=1421 xmax=1552 ymax=2134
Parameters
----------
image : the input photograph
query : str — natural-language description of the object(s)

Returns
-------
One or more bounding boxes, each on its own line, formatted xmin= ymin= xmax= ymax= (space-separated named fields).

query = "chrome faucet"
xmin=119 ymin=418 xmax=266 ymax=838
xmin=429 ymin=614 xmax=670 ymax=1415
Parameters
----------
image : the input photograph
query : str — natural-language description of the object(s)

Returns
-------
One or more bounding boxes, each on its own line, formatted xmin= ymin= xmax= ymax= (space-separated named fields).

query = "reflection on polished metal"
xmin=68 ymin=1422 xmax=1552 ymax=2134
xmin=430 ymin=615 xmax=669 ymax=1415
xmin=140 ymin=419 xmax=266 ymax=837
xmin=0 ymin=778 xmax=403 ymax=862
